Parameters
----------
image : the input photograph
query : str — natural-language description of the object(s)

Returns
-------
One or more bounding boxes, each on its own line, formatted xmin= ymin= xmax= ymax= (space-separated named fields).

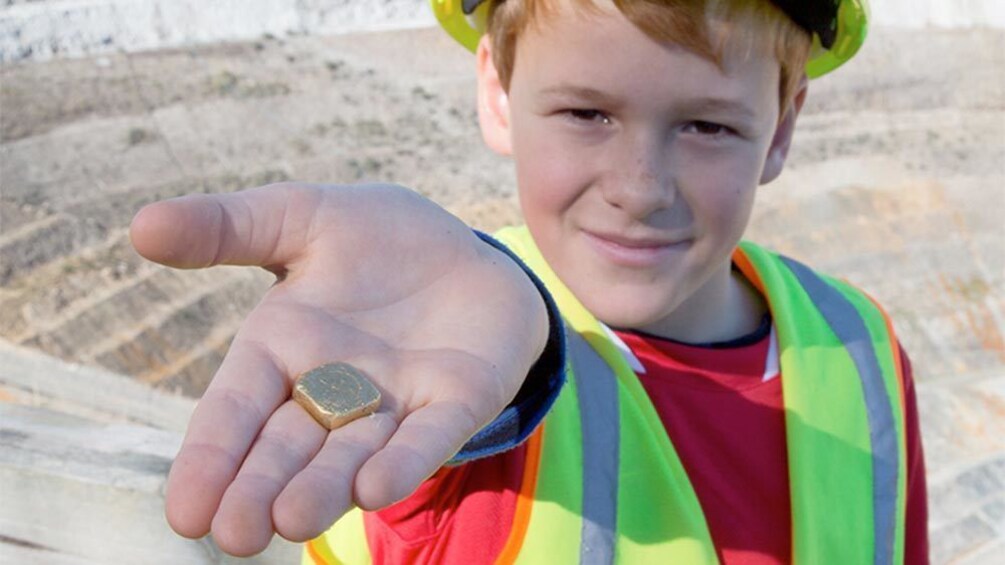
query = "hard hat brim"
xmin=430 ymin=0 xmax=870 ymax=78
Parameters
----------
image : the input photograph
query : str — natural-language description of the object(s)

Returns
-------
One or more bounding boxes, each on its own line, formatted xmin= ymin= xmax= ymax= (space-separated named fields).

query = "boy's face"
xmin=477 ymin=1 xmax=804 ymax=339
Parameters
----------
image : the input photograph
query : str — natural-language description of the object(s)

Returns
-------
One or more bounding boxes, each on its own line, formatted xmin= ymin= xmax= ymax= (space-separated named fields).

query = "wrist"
xmin=473 ymin=230 xmax=559 ymax=372
xmin=448 ymin=231 xmax=567 ymax=464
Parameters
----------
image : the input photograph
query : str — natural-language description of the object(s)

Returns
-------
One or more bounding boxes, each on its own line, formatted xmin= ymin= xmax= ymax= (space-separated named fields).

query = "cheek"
xmin=513 ymin=124 xmax=590 ymax=224
xmin=677 ymin=146 xmax=762 ymax=235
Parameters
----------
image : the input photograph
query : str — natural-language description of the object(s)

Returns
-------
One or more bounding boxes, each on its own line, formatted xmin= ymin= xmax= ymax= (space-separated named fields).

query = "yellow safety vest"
xmin=306 ymin=226 xmax=908 ymax=564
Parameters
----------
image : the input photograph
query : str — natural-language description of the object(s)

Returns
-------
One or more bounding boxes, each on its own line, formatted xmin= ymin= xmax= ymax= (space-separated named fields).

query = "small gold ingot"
xmin=293 ymin=363 xmax=381 ymax=430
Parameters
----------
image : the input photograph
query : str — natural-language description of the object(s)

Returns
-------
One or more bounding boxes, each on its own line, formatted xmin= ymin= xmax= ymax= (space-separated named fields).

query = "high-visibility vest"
xmin=305 ymin=226 xmax=908 ymax=565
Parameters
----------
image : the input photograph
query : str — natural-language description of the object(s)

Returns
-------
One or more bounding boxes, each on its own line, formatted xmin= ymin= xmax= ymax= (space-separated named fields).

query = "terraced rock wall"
xmin=2 ymin=24 xmax=1004 ymax=562
xmin=3 ymin=26 xmax=1001 ymax=393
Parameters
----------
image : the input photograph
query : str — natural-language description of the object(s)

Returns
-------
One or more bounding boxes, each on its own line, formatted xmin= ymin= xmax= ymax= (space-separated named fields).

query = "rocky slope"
xmin=3 ymin=27 xmax=1002 ymax=393
xmin=1 ymin=25 xmax=1004 ymax=562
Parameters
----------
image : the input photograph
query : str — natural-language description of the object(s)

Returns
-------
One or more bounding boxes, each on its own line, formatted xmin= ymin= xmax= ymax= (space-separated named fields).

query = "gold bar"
xmin=293 ymin=363 xmax=382 ymax=430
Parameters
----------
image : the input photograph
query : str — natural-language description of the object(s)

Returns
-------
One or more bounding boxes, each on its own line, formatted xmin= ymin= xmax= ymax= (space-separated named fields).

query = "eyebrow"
xmin=538 ymin=84 xmax=624 ymax=108
xmin=538 ymin=83 xmax=759 ymax=121
xmin=682 ymin=97 xmax=759 ymax=121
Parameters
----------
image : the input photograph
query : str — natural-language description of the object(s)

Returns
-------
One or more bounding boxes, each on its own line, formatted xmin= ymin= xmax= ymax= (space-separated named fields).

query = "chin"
xmin=580 ymin=292 xmax=676 ymax=332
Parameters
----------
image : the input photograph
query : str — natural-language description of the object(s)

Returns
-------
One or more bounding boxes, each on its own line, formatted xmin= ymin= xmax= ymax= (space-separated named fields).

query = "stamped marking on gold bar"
xmin=293 ymin=363 xmax=381 ymax=430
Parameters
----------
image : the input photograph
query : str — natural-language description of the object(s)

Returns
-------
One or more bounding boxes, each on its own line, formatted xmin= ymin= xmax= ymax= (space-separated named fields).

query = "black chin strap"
xmin=461 ymin=0 xmax=841 ymax=49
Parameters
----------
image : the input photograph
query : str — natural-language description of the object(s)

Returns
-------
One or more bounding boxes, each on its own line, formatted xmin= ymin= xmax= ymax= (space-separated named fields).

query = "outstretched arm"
xmin=131 ymin=182 xmax=550 ymax=556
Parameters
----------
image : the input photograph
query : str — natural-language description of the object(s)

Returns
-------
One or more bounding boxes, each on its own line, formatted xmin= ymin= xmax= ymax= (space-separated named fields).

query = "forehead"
xmin=510 ymin=1 xmax=781 ymax=117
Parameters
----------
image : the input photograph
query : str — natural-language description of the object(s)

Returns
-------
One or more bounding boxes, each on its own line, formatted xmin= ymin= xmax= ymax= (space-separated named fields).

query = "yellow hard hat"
xmin=430 ymin=0 xmax=869 ymax=78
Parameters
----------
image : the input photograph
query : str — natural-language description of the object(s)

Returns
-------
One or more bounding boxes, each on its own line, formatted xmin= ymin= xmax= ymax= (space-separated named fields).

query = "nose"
xmin=600 ymin=132 xmax=674 ymax=218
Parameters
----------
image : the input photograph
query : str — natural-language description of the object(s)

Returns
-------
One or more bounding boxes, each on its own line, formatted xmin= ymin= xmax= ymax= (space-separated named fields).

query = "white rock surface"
xmin=0 ymin=0 xmax=435 ymax=62
xmin=2 ymin=0 xmax=1004 ymax=63
xmin=0 ymin=355 xmax=300 ymax=564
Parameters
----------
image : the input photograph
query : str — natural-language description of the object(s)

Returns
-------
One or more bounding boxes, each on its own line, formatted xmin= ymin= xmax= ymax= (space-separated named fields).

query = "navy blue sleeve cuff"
xmin=447 ymin=230 xmax=567 ymax=465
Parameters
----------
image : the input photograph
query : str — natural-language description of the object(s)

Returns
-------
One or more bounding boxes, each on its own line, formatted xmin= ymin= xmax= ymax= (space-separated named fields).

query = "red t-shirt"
xmin=359 ymin=324 xmax=930 ymax=564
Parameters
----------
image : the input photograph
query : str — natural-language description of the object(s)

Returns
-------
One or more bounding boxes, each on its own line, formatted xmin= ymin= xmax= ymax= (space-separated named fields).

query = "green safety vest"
xmin=306 ymin=226 xmax=908 ymax=564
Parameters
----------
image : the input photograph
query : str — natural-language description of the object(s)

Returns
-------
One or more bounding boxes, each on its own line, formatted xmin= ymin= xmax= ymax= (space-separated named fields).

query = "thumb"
xmin=130 ymin=184 xmax=317 ymax=270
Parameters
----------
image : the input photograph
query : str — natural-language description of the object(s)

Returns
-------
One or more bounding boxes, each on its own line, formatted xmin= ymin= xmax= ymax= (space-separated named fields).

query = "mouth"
xmin=582 ymin=230 xmax=690 ymax=268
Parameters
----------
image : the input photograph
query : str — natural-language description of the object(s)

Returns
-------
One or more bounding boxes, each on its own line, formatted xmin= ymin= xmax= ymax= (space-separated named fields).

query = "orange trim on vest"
xmin=732 ymin=249 xmax=766 ymax=295
xmin=495 ymin=425 xmax=545 ymax=565
xmin=307 ymin=535 xmax=338 ymax=565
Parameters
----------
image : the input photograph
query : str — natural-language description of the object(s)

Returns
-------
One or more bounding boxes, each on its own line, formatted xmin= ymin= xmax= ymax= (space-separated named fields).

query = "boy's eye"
xmin=685 ymin=121 xmax=732 ymax=136
xmin=565 ymin=109 xmax=612 ymax=125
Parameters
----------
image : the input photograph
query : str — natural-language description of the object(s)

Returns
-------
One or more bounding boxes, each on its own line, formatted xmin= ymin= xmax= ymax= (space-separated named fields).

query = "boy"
xmin=130 ymin=0 xmax=928 ymax=562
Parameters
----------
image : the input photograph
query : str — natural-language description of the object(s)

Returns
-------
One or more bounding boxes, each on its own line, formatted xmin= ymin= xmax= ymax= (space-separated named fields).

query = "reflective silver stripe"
xmin=781 ymin=257 xmax=898 ymax=565
xmin=567 ymin=331 xmax=620 ymax=565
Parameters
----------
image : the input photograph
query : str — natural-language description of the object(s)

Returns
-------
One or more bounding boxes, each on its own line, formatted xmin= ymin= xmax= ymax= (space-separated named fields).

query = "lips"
xmin=586 ymin=231 xmax=681 ymax=248
xmin=582 ymin=229 xmax=690 ymax=268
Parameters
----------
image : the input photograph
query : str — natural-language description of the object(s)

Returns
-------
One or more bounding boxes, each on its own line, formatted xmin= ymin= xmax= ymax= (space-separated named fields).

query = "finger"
xmin=211 ymin=401 xmax=327 ymax=556
xmin=164 ymin=340 xmax=289 ymax=539
xmin=273 ymin=411 xmax=397 ymax=542
xmin=129 ymin=183 xmax=321 ymax=269
xmin=354 ymin=401 xmax=486 ymax=511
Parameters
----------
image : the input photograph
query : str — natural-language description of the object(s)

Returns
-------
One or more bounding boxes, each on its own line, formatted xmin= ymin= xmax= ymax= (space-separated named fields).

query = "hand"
xmin=130 ymin=183 xmax=549 ymax=556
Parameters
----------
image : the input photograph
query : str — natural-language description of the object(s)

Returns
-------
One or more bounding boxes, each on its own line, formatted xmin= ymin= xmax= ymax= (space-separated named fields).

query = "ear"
xmin=760 ymin=74 xmax=809 ymax=184
xmin=476 ymin=34 xmax=513 ymax=156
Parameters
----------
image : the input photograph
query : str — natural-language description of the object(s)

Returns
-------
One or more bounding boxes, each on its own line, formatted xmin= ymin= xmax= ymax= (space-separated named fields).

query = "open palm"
xmin=130 ymin=183 xmax=548 ymax=556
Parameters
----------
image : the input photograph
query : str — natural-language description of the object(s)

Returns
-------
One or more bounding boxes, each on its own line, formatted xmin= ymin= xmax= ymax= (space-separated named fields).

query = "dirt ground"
xmin=1 ymin=24 xmax=1004 ymax=562
xmin=2 ymin=26 xmax=1002 ymax=388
